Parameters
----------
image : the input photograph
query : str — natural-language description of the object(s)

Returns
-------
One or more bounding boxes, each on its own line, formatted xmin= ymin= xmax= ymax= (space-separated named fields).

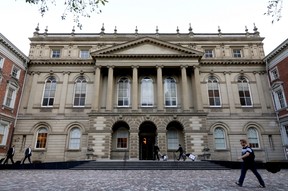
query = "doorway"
xmin=139 ymin=122 xmax=157 ymax=160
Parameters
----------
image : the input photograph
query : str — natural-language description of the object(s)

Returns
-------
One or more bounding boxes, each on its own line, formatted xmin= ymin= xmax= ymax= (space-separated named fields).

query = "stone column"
xmin=129 ymin=130 xmax=139 ymax=159
xmin=27 ymin=72 xmax=39 ymax=113
xmin=59 ymin=71 xmax=70 ymax=114
xmin=132 ymin=66 xmax=138 ymax=110
xmin=254 ymin=72 xmax=268 ymax=112
xmin=156 ymin=65 xmax=164 ymax=110
xmin=106 ymin=66 xmax=114 ymax=111
xmin=193 ymin=66 xmax=203 ymax=111
xmin=224 ymin=72 xmax=236 ymax=113
xmin=92 ymin=66 xmax=101 ymax=111
xmin=181 ymin=65 xmax=189 ymax=111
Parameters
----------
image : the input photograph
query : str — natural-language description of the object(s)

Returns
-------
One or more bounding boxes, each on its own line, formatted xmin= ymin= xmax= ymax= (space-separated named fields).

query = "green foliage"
xmin=25 ymin=0 xmax=108 ymax=29
xmin=264 ymin=0 xmax=283 ymax=23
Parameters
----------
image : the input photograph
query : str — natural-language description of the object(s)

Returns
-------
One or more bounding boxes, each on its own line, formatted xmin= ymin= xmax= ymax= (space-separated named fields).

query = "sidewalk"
xmin=0 ymin=169 xmax=287 ymax=190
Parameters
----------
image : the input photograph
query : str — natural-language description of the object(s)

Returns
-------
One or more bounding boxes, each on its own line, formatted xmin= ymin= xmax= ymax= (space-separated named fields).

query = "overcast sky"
xmin=1 ymin=0 xmax=287 ymax=55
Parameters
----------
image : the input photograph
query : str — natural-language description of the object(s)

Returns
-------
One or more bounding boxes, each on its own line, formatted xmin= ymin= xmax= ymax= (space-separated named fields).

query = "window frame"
xmin=237 ymin=76 xmax=253 ymax=107
xmin=0 ymin=121 xmax=9 ymax=146
xmin=164 ymin=77 xmax=177 ymax=107
xmin=270 ymin=67 xmax=279 ymax=81
xmin=41 ymin=76 xmax=57 ymax=107
xmin=0 ymin=56 xmax=4 ymax=69
xmin=116 ymin=127 xmax=129 ymax=149
xmin=204 ymin=49 xmax=214 ymax=58
xmin=3 ymin=82 xmax=18 ymax=109
xmin=51 ymin=49 xmax=61 ymax=58
xmin=207 ymin=76 xmax=221 ymax=107
xmin=167 ymin=127 xmax=179 ymax=150
xmin=141 ymin=77 xmax=154 ymax=107
xmin=233 ymin=49 xmax=242 ymax=58
xmin=79 ymin=50 xmax=90 ymax=59
xmin=214 ymin=127 xmax=227 ymax=149
xmin=272 ymin=85 xmax=287 ymax=110
xmin=35 ymin=127 xmax=48 ymax=149
xmin=247 ymin=127 xmax=260 ymax=149
xmin=117 ymin=77 xmax=131 ymax=107
xmin=68 ymin=127 xmax=81 ymax=150
xmin=11 ymin=66 xmax=20 ymax=79
xmin=73 ymin=76 xmax=87 ymax=107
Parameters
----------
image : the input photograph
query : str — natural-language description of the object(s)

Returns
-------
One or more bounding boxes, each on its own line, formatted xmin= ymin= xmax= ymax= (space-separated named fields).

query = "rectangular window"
xmin=167 ymin=130 xmax=178 ymax=149
xmin=11 ymin=66 xmax=20 ymax=79
xmin=4 ymin=87 xmax=16 ymax=108
xmin=36 ymin=133 xmax=47 ymax=148
xmin=270 ymin=68 xmax=279 ymax=81
xmin=117 ymin=131 xmax=128 ymax=149
xmin=0 ymin=56 xmax=4 ymax=68
xmin=204 ymin=49 xmax=214 ymax=58
xmin=51 ymin=49 xmax=61 ymax=58
xmin=0 ymin=122 xmax=9 ymax=145
xmin=274 ymin=88 xmax=286 ymax=109
xmin=80 ymin=50 xmax=90 ymax=59
xmin=233 ymin=49 xmax=242 ymax=58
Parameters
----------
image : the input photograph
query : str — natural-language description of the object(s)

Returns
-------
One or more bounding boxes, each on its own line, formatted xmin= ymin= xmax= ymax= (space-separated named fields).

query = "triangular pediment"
xmin=91 ymin=37 xmax=203 ymax=58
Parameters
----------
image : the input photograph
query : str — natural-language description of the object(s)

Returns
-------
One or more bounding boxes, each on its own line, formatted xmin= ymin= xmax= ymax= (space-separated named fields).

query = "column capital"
xmin=107 ymin=65 xmax=115 ymax=69
xmin=62 ymin=71 xmax=71 ymax=75
xmin=180 ymin=65 xmax=188 ymax=69
xmin=131 ymin=65 xmax=139 ymax=69
xmin=94 ymin=65 xmax=102 ymax=69
xmin=223 ymin=71 xmax=231 ymax=75
xmin=156 ymin=65 xmax=164 ymax=69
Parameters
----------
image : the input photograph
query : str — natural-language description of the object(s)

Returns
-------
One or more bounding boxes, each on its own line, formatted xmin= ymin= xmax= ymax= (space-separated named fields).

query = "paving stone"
xmin=0 ymin=169 xmax=287 ymax=190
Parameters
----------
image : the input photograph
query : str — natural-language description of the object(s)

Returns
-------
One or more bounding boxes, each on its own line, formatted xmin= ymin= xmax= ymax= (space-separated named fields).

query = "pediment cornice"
xmin=91 ymin=36 xmax=204 ymax=58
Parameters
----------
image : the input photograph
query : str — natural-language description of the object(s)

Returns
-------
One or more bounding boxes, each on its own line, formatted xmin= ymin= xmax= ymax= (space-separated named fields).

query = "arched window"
xmin=237 ymin=76 xmax=252 ymax=106
xmin=42 ymin=76 xmax=56 ymax=107
xmin=141 ymin=77 xmax=154 ymax=107
xmin=117 ymin=77 xmax=130 ymax=107
xmin=116 ymin=127 xmax=129 ymax=149
xmin=69 ymin=128 xmax=81 ymax=149
xmin=164 ymin=77 xmax=177 ymax=107
xmin=36 ymin=128 xmax=48 ymax=148
xmin=74 ymin=76 xmax=87 ymax=107
xmin=214 ymin=127 xmax=226 ymax=149
xmin=167 ymin=127 xmax=178 ymax=149
xmin=208 ymin=76 xmax=221 ymax=106
xmin=247 ymin=127 xmax=260 ymax=148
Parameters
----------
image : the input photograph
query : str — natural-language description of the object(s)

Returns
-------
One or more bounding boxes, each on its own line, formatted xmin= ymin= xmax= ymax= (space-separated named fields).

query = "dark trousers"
xmin=4 ymin=156 xmax=14 ymax=164
xmin=154 ymin=152 xmax=160 ymax=160
xmin=22 ymin=155 xmax=32 ymax=164
xmin=177 ymin=153 xmax=185 ymax=161
xmin=238 ymin=162 xmax=265 ymax=186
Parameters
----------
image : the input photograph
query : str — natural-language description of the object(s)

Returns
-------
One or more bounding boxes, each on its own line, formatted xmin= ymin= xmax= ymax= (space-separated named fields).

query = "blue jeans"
xmin=238 ymin=162 xmax=265 ymax=186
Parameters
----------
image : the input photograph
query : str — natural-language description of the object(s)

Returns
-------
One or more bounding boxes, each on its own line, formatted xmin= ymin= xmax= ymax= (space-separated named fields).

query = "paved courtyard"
xmin=0 ymin=169 xmax=287 ymax=191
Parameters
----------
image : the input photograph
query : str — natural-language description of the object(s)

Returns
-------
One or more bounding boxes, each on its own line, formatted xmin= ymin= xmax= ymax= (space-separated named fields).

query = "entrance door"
xmin=139 ymin=122 xmax=157 ymax=160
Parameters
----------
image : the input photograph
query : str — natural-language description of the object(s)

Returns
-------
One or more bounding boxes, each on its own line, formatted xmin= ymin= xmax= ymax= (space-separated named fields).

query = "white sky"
xmin=0 ymin=0 xmax=287 ymax=55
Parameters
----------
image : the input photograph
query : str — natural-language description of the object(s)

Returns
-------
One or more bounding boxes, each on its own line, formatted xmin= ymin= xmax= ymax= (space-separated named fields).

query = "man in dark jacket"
xmin=22 ymin=145 xmax=32 ymax=164
xmin=3 ymin=145 xmax=15 ymax=164
xmin=154 ymin=144 xmax=160 ymax=161
xmin=235 ymin=139 xmax=265 ymax=188
xmin=176 ymin=144 xmax=185 ymax=161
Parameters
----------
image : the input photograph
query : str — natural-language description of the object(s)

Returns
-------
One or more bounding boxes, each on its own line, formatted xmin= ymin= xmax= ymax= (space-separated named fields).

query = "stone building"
xmin=264 ymin=38 xmax=288 ymax=159
xmin=12 ymin=25 xmax=285 ymax=162
xmin=0 ymin=33 xmax=29 ymax=159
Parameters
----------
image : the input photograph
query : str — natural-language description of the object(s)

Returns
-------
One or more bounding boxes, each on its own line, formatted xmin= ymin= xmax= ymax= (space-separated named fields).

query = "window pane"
xmin=214 ymin=128 xmax=226 ymax=149
xmin=36 ymin=128 xmax=48 ymax=148
xmin=248 ymin=128 xmax=259 ymax=148
xmin=238 ymin=77 xmax=252 ymax=106
xmin=118 ymin=78 xmax=130 ymax=106
xmin=164 ymin=77 xmax=177 ymax=106
xmin=141 ymin=77 xmax=154 ymax=106
xmin=74 ymin=77 xmax=87 ymax=106
xmin=42 ymin=76 xmax=56 ymax=106
xmin=69 ymin=128 xmax=81 ymax=149
xmin=167 ymin=129 xmax=178 ymax=149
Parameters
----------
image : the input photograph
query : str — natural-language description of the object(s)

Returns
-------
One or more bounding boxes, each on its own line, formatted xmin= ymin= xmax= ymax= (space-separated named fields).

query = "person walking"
xmin=176 ymin=144 xmax=185 ymax=161
xmin=235 ymin=139 xmax=265 ymax=188
xmin=154 ymin=144 xmax=160 ymax=161
xmin=3 ymin=145 xmax=15 ymax=164
xmin=22 ymin=145 xmax=32 ymax=164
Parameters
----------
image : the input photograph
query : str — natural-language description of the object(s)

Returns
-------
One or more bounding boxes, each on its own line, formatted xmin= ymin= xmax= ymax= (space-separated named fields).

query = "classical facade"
xmin=12 ymin=25 xmax=285 ymax=162
xmin=264 ymin=38 xmax=288 ymax=159
xmin=0 ymin=33 xmax=29 ymax=158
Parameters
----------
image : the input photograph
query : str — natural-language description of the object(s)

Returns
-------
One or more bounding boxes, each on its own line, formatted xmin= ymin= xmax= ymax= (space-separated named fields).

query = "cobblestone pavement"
xmin=0 ymin=169 xmax=287 ymax=191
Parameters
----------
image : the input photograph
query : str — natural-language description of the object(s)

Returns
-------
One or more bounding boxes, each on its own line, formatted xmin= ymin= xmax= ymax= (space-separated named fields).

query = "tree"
xmin=265 ymin=0 xmax=284 ymax=23
xmin=25 ymin=0 xmax=108 ymax=29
